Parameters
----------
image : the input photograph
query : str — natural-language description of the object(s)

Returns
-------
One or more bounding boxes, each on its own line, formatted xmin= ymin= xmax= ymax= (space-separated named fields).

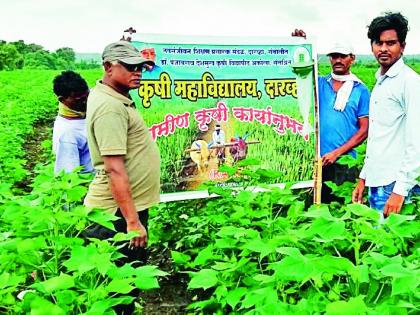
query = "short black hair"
xmin=53 ymin=71 xmax=88 ymax=98
xmin=367 ymin=12 xmax=409 ymax=44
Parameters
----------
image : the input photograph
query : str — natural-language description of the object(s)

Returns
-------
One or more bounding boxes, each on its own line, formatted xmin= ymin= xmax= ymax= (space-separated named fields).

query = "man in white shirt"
xmin=52 ymin=71 xmax=94 ymax=174
xmin=212 ymin=123 xmax=226 ymax=165
xmin=212 ymin=123 xmax=225 ymax=145
xmin=352 ymin=12 xmax=420 ymax=216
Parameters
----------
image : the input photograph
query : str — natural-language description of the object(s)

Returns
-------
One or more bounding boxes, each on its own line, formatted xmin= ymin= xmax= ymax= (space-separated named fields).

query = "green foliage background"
xmin=0 ymin=40 xmax=99 ymax=70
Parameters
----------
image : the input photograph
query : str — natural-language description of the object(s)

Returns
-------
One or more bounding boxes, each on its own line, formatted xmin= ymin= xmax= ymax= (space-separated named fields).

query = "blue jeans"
xmin=369 ymin=182 xmax=420 ymax=211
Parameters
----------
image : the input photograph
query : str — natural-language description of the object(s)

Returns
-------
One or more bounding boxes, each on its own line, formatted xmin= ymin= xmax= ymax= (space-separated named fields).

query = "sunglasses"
xmin=118 ymin=61 xmax=149 ymax=73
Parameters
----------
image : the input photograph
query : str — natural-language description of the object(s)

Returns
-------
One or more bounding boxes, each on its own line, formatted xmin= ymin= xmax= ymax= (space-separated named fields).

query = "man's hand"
xmin=322 ymin=150 xmax=341 ymax=166
xmin=291 ymin=29 xmax=306 ymax=38
xmin=103 ymin=155 xmax=148 ymax=248
xmin=383 ymin=193 xmax=404 ymax=217
xmin=352 ymin=179 xmax=366 ymax=204
xmin=127 ymin=221 xmax=148 ymax=248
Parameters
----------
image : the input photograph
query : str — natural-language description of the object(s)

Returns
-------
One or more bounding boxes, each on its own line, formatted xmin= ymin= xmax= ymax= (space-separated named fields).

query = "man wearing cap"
xmin=212 ymin=123 xmax=226 ymax=145
xmin=318 ymin=43 xmax=370 ymax=203
xmin=212 ymin=123 xmax=226 ymax=165
xmin=84 ymin=40 xmax=160 ymax=314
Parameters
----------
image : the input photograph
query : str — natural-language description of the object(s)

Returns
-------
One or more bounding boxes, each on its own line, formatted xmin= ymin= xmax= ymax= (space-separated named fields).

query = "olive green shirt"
xmin=84 ymin=81 xmax=160 ymax=213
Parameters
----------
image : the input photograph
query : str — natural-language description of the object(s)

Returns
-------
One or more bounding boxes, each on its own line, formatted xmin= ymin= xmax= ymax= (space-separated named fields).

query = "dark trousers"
xmin=322 ymin=163 xmax=358 ymax=203
xmin=84 ymin=209 xmax=149 ymax=315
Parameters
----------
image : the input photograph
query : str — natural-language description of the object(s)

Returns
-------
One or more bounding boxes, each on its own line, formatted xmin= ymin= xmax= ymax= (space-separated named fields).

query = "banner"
xmin=131 ymin=36 xmax=316 ymax=198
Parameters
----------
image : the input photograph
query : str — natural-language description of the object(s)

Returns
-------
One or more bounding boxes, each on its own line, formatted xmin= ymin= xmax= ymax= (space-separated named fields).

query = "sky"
xmin=1 ymin=0 xmax=420 ymax=55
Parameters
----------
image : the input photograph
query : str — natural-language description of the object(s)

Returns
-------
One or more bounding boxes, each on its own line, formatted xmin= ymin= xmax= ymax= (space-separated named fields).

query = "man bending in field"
xmin=352 ymin=12 xmax=420 ymax=216
xmin=52 ymin=71 xmax=93 ymax=174
xmin=84 ymin=40 xmax=160 ymax=314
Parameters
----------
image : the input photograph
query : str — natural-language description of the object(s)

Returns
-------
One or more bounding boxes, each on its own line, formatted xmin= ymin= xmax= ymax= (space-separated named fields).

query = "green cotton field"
xmin=0 ymin=62 xmax=419 ymax=314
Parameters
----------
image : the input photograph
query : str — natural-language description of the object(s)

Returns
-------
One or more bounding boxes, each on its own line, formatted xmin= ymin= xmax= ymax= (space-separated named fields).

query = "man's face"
xmin=62 ymin=90 xmax=89 ymax=112
xmin=329 ymin=53 xmax=354 ymax=75
xmin=371 ymin=29 xmax=405 ymax=71
xmin=109 ymin=61 xmax=147 ymax=89
xmin=141 ymin=48 xmax=156 ymax=62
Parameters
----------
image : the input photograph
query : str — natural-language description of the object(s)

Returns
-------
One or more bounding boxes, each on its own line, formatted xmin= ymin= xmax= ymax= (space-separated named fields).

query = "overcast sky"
xmin=1 ymin=0 xmax=419 ymax=55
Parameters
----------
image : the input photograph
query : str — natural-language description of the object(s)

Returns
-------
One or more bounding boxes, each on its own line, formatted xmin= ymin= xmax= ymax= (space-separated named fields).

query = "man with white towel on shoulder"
xmin=318 ymin=43 xmax=370 ymax=203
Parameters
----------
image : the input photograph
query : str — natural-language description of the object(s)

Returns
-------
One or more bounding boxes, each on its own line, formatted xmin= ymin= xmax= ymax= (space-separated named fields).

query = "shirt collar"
xmin=95 ymin=81 xmax=136 ymax=108
xmin=375 ymin=57 xmax=405 ymax=80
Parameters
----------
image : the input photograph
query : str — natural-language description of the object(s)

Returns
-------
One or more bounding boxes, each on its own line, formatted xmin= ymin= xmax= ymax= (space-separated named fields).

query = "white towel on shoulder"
xmin=331 ymin=72 xmax=363 ymax=112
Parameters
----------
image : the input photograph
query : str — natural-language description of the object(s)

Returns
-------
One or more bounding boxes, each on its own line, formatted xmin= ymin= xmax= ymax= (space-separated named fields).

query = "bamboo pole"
xmin=312 ymin=61 xmax=322 ymax=204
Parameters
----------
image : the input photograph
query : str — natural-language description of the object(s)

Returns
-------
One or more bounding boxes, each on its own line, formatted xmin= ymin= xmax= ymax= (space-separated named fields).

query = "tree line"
xmin=0 ymin=40 xmax=100 ymax=71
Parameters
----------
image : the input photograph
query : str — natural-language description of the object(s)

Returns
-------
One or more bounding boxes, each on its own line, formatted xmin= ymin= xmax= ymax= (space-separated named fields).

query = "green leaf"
xmin=237 ymin=158 xmax=260 ymax=167
xmin=63 ymin=245 xmax=113 ymax=275
xmin=54 ymin=290 xmax=77 ymax=305
xmin=304 ymin=204 xmax=334 ymax=219
xmin=364 ymin=252 xmax=402 ymax=269
xmin=380 ymin=263 xmax=413 ymax=278
xmin=287 ymin=200 xmax=305 ymax=220
xmin=131 ymin=265 xmax=166 ymax=290
xmin=105 ymin=279 xmax=135 ymax=294
xmin=16 ymin=237 xmax=47 ymax=253
xmin=112 ymin=232 xmax=134 ymax=242
xmin=276 ymin=246 xmax=304 ymax=259
xmin=326 ymin=296 xmax=367 ymax=315
xmin=226 ymin=287 xmax=247 ymax=309
xmin=65 ymin=185 xmax=87 ymax=202
xmin=271 ymin=256 xmax=312 ymax=282
xmin=87 ymin=209 xmax=117 ymax=231
xmin=253 ymin=274 xmax=275 ymax=285
xmin=386 ymin=214 xmax=416 ymax=226
xmin=346 ymin=203 xmax=380 ymax=220
xmin=391 ymin=276 xmax=419 ymax=296
xmin=241 ymin=290 xmax=261 ymax=309
xmin=171 ymin=250 xmax=191 ymax=265
xmin=133 ymin=265 xmax=168 ymax=278
xmin=241 ymin=287 xmax=278 ymax=309
xmin=309 ymin=218 xmax=346 ymax=241
xmin=188 ymin=269 xmax=218 ymax=290
xmin=86 ymin=296 xmax=133 ymax=314
xmin=349 ymin=265 xmax=370 ymax=284
xmin=242 ymin=238 xmax=277 ymax=259
xmin=193 ymin=245 xmax=215 ymax=266
xmin=218 ymin=164 xmax=239 ymax=176
xmin=208 ymin=185 xmax=234 ymax=198
xmin=255 ymin=168 xmax=282 ymax=179
xmin=313 ymin=256 xmax=354 ymax=274
xmin=31 ymin=274 xmax=74 ymax=294
xmin=385 ymin=214 xmax=419 ymax=238
xmin=134 ymin=276 xmax=160 ymax=290
xmin=0 ymin=272 xmax=25 ymax=289
xmin=29 ymin=296 xmax=66 ymax=315
xmin=215 ymin=285 xmax=228 ymax=301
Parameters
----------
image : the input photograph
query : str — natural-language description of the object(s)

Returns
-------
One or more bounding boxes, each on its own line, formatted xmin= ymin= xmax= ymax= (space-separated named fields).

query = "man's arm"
xmin=322 ymin=117 xmax=368 ymax=166
xmin=103 ymin=155 xmax=147 ymax=248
